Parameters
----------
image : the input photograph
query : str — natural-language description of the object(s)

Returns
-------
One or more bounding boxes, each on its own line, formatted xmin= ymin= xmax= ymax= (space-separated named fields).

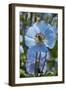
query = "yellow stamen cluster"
xmin=35 ymin=33 xmax=44 ymax=44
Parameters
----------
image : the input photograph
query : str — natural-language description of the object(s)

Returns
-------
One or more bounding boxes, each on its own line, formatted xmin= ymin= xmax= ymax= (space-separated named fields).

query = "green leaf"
xmin=20 ymin=29 xmax=23 ymax=35
xmin=20 ymin=16 xmax=25 ymax=21
xmin=20 ymin=69 xmax=26 ymax=77
xmin=20 ymin=41 xmax=23 ymax=45
xmin=47 ymin=60 xmax=55 ymax=69
xmin=45 ymin=71 xmax=55 ymax=76
xmin=20 ymin=53 xmax=26 ymax=63
xmin=50 ymin=41 xmax=58 ymax=58
xmin=24 ymin=21 xmax=29 ymax=26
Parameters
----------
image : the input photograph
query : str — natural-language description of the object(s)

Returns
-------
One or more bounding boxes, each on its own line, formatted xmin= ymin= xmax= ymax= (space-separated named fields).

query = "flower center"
xmin=35 ymin=33 xmax=44 ymax=44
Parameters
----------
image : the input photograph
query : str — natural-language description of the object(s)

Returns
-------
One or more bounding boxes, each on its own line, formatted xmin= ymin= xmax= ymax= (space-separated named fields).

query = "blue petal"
xmin=36 ymin=21 xmax=49 ymax=34
xmin=40 ymin=62 xmax=47 ymax=73
xmin=44 ymin=27 xmax=56 ymax=48
xmin=35 ymin=44 xmax=48 ymax=52
xmin=50 ymin=26 xmax=58 ymax=34
xmin=26 ymin=23 xmax=40 ymax=39
xmin=43 ymin=62 xmax=47 ymax=73
xmin=25 ymin=23 xmax=41 ymax=48
xmin=26 ymin=45 xmax=48 ymax=74
xmin=26 ymin=44 xmax=48 ymax=59
xmin=26 ymin=62 xmax=35 ymax=74
xmin=36 ymin=21 xmax=56 ymax=48
xmin=26 ymin=47 xmax=36 ymax=74
xmin=39 ymin=52 xmax=47 ymax=72
xmin=25 ymin=35 xmax=36 ymax=48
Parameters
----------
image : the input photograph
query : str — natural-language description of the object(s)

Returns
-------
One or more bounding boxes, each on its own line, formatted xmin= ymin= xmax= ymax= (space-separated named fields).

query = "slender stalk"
xmin=41 ymin=52 xmax=47 ymax=73
xmin=35 ymin=52 xmax=41 ymax=77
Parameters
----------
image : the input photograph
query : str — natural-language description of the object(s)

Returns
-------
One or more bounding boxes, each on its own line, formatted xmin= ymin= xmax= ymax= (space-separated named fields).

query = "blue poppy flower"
xmin=25 ymin=20 xmax=56 ymax=75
